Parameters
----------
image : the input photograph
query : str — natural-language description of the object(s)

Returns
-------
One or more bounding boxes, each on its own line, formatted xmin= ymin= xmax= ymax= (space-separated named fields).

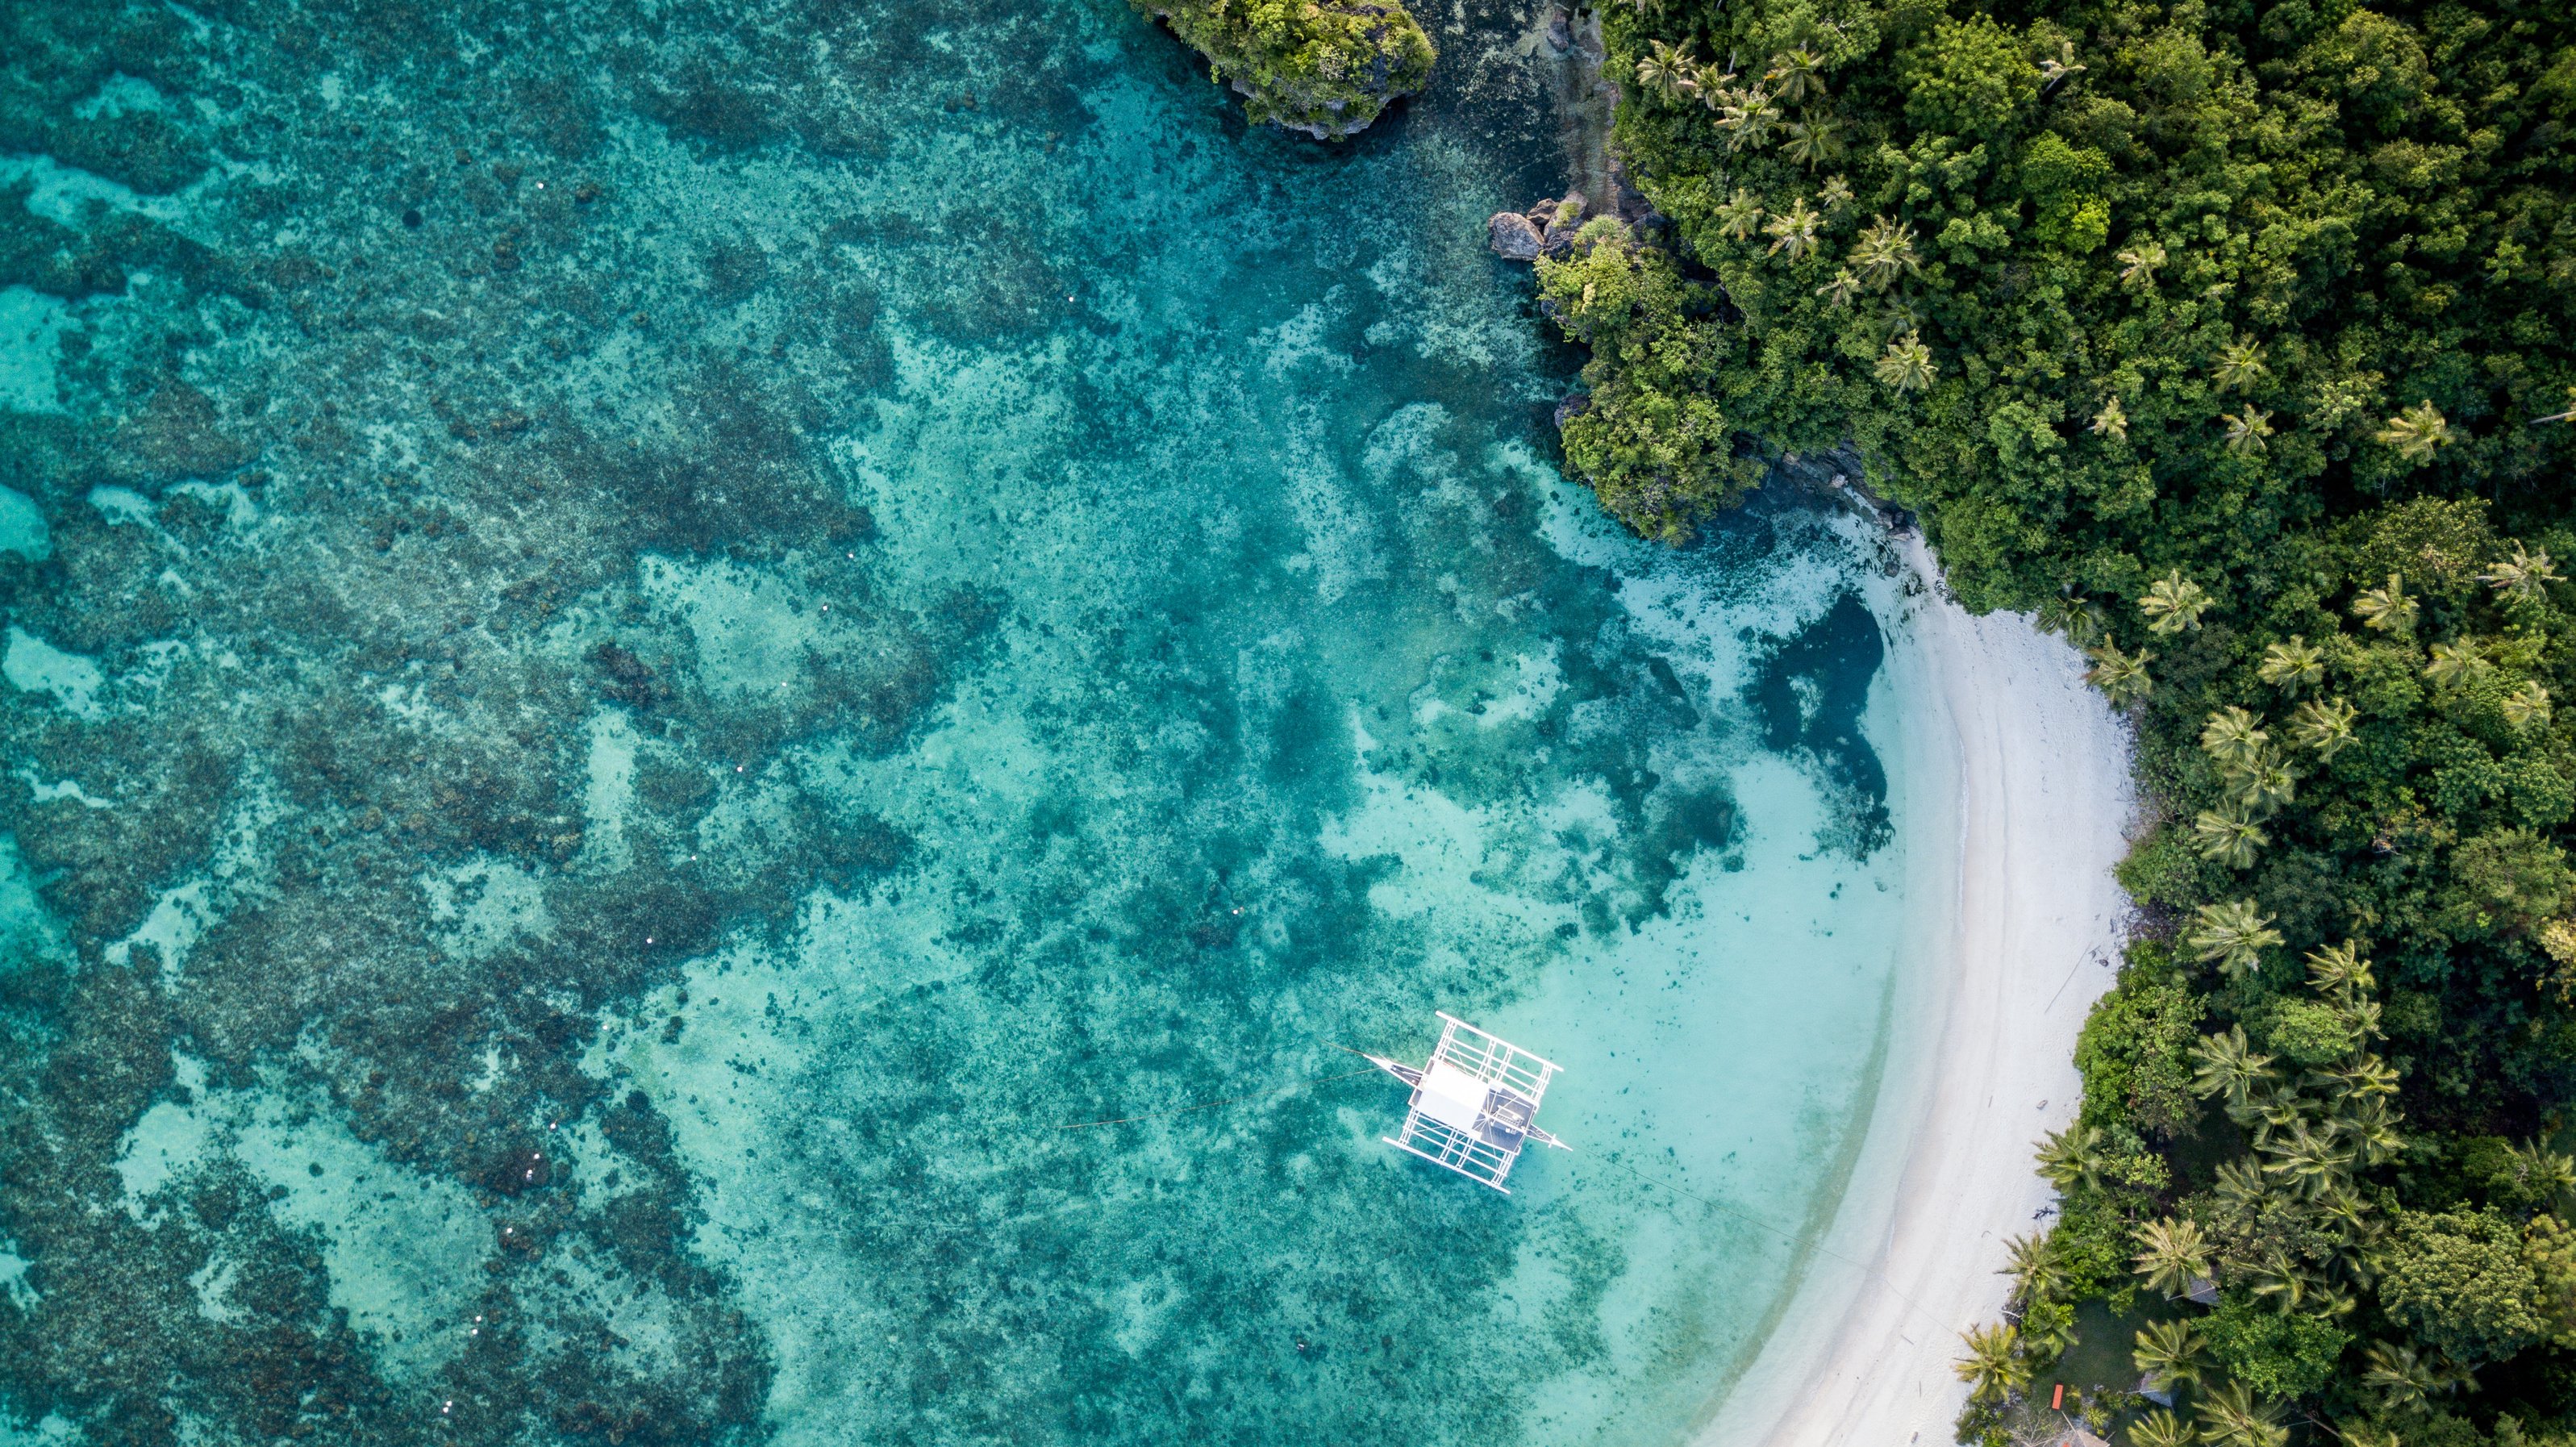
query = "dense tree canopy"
xmin=1542 ymin=0 xmax=2576 ymax=1440
xmin=1549 ymin=0 xmax=2575 ymax=594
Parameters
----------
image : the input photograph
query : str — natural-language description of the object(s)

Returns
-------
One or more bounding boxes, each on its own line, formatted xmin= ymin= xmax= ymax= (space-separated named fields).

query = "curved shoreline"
xmin=1706 ymin=534 xmax=2136 ymax=1447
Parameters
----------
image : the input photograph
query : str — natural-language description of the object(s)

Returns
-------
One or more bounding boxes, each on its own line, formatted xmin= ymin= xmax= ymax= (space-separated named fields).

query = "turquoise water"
xmin=0 ymin=2 xmax=1931 ymax=1443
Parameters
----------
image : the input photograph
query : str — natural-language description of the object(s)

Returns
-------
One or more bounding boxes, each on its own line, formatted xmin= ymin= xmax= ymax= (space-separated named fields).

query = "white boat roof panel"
xmin=1415 ymin=1060 xmax=1489 ymax=1133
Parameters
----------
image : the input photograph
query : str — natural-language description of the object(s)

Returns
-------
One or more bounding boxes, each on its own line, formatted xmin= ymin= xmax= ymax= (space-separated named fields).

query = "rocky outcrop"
xmin=1487 ymin=211 xmax=1544 ymax=261
xmin=1489 ymin=169 xmax=1671 ymax=263
xmin=1539 ymin=192 xmax=1588 ymax=254
xmin=1140 ymin=0 xmax=1436 ymax=140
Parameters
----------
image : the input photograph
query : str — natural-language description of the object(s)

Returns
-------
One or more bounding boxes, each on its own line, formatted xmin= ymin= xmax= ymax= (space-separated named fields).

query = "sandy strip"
xmin=1705 ymin=534 xmax=2137 ymax=1447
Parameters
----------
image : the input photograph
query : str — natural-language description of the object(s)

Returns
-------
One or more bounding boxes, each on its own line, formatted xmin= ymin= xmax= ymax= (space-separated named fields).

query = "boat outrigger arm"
xmin=1368 ymin=1012 xmax=1569 ymax=1193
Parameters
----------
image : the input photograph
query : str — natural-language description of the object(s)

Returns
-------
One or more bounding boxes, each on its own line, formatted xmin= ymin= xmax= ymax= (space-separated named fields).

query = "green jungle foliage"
xmin=1542 ymin=0 xmax=2576 ymax=1439
xmin=1135 ymin=0 xmax=1434 ymax=138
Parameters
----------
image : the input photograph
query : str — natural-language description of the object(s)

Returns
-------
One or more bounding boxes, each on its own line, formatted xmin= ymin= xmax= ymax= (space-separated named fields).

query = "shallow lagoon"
xmin=3 ymin=0 xmax=1939 ymax=1441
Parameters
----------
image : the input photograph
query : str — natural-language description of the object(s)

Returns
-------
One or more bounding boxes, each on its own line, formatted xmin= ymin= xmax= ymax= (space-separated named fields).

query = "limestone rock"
xmin=1488 ymin=211 xmax=1545 ymax=261
xmin=1540 ymin=190 xmax=1587 ymax=255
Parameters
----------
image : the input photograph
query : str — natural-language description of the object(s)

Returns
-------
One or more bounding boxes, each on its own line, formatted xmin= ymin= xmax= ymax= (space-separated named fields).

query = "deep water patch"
xmin=1746 ymin=590 xmax=1893 ymax=857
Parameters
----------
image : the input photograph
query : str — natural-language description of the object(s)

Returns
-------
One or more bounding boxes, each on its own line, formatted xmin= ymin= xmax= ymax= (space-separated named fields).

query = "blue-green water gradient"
xmin=0 ymin=1 xmax=1930 ymax=1442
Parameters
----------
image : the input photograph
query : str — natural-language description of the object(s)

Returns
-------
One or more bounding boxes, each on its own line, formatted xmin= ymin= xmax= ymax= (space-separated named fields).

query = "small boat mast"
xmin=1367 ymin=1012 xmax=1569 ymax=1194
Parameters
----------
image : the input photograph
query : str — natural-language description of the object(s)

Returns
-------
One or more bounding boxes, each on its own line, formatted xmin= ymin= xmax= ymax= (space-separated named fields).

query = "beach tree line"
xmin=1540 ymin=0 xmax=2576 ymax=1439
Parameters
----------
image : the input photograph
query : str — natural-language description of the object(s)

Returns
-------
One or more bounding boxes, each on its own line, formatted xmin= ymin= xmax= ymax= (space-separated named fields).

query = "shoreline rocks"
xmin=1486 ymin=210 xmax=1544 ymax=261
xmin=1489 ymin=162 xmax=1667 ymax=263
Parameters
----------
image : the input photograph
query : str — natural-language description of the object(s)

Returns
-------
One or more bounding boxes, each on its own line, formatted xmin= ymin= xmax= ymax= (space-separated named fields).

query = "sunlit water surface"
xmin=0 ymin=1 xmax=1938 ymax=1442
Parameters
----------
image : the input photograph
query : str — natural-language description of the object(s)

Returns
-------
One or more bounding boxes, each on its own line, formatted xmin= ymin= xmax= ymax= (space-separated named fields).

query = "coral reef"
xmin=0 ymin=0 xmax=1908 ymax=1441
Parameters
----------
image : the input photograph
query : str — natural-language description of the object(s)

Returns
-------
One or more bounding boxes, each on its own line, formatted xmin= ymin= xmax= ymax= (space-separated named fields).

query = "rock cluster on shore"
xmin=1487 ymin=160 xmax=1661 ymax=262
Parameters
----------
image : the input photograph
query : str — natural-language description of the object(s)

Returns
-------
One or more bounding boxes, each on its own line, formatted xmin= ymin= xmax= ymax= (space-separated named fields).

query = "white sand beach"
xmin=1707 ymin=534 xmax=2138 ymax=1447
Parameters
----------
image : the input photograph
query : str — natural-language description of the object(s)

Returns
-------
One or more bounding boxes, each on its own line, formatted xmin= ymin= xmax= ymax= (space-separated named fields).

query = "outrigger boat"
xmin=1366 ymin=1012 xmax=1569 ymax=1193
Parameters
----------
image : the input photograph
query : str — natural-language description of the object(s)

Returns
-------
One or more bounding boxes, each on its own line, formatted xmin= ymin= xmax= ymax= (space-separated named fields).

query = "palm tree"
xmin=1715 ymin=188 xmax=1766 ymax=241
xmin=2199 ymin=1381 xmax=2288 ymax=1447
xmin=2091 ymin=395 xmax=2129 ymax=440
xmin=2505 ymin=681 xmax=2553 ymax=732
xmin=2321 ymin=1050 xmax=2398 ymax=1099
xmin=2304 ymin=940 xmax=2375 ymax=997
xmin=2313 ymin=1178 xmax=2374 ymax=1245
xmin=1818 ymin=173 xmax=1854 ymax=212
xmin=2192 ymin=807 xmax=2268 ymax=869
xmin=2118 ymin=239 xmax=2167 ymax=287
xmin=1874 ymin=330 xmax=1936 ymax=393
xmin=1764 ymin=198 xmax=1823 ymax=261
xmin=2257 ymin=636 xmax=2324 ymax=694
xmin=2134 ymin=1316 xmax=2210 ymax=1391
xmin=2338 ymin=1093 xmax=2405 ymax=1166
xmin=2199 ymin=706 xmax=2267 ymax=768
xmin=2351 ymin=573 xmax=2418 ymax=634
xmin=2425 ymin=639 xmax=2491 ymax=687
xmin=2535 ymin=384 xmax=2576 ymax=424
xmin=1763 ymin=47 xmax=1826 ymax=102
xmin=2339 ymin=1422 xmax=2403 ymax=1447
xmin=2186 ymin=899 xmax=2282 ymax=978
xmin=2240 ymin=1079 xmax=2307 ymax=1141
xmin=2038 ymin=40 xmax=2090 ymax=91
xmin=2222 ymin=407 xmax=2274 ymax=454
xmin=2481 ymin=544 xmax=2564 ymax=601
xmin=2086 ymin=643 xmax=2153 ymax=705
xmin=1954 ymin=1322 xmax=2027 ymax=1405
xmin=1689 ymin=60 xmax=1739 ymax=105
xmin=2225 ymin=758 xmax=2295 ymax=815
xmin=2287 ymin=696 xmax=2358 ymax=758
xmin=2376 ymin=400 xmax=2453 ymax=464
xmin=2503 ymin=1139 xmax=2576 ymax=1205
xmin=2213 ymin=339 xmax=2267 ymax=391
xmin=1719 ymin=90 xmax=1782 ymax=150
xmin=2362 ymin=1341 xmax=2443 ymax=1413
xmin=2263 ymin=1117 xmax=2355 ymax=1198
xmin=1632 ymin=40 xmax=1689 ymax=99
xmin=2039 ymin=597 xmax=2109 ymax=648
xmin=1852 ymin=216 xmax=1920 ymax=290
xmin=2211 ymin=1157 xmax=2270 ymax=1211
xmin=2244 ymin=1246 xmax=2318 ymax=1315
xmin=2132 ymin=1410 xmax=2199 ymax=1447
xmin=2133 ymin=1220 xmax=2214 ymax=1300
xmin=2140 ymin=569 xmax=2213 ymax=634
xmin=2035 ymin=1122 xmax=2111 ymax=1195
xmin=1815 ymin=268 xmax=1861 ymax=307
xmin=2191 ymin=1025 xmax=2274 ymax=1108
xmin=1782 ymin=115 xmax=1845 ymax=169
xmin=2003 ymin=1232 xmax=2066 ymax=1304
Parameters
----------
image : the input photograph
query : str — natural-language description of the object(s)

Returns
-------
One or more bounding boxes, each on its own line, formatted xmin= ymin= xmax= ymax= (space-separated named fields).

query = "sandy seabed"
xmin=1710 ymin=534 xmax=2140 ymax=1447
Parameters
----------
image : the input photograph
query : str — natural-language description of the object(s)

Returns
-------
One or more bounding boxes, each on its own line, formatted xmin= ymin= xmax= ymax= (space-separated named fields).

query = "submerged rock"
xmin=1544 ymin=8 xmax=1575 ymax=55
xmin=1488 ymin=211 xmax=1544 ymax=261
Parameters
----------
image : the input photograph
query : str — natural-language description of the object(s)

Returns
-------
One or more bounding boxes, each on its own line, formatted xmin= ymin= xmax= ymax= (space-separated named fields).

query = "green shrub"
xmin=2380 ymin=1209 xmax=2552 ymax=1364
xmin=2199 ymin=1295 xmax=2351 ymax=1400
xmin=2075 ymin=978 xmax=2203 ymax=1136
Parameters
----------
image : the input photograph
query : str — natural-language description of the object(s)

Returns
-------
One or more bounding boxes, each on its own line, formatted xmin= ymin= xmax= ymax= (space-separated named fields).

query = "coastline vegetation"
xmin=1539 ymin=0 xmax=2576 ymax=1439
xmin=1132 ymin=0 xmax=1436 ymax=139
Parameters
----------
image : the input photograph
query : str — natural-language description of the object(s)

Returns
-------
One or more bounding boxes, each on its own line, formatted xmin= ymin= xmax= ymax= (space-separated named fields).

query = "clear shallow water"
xmin=0 ymin=2 xmax=1926 ymax=1443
